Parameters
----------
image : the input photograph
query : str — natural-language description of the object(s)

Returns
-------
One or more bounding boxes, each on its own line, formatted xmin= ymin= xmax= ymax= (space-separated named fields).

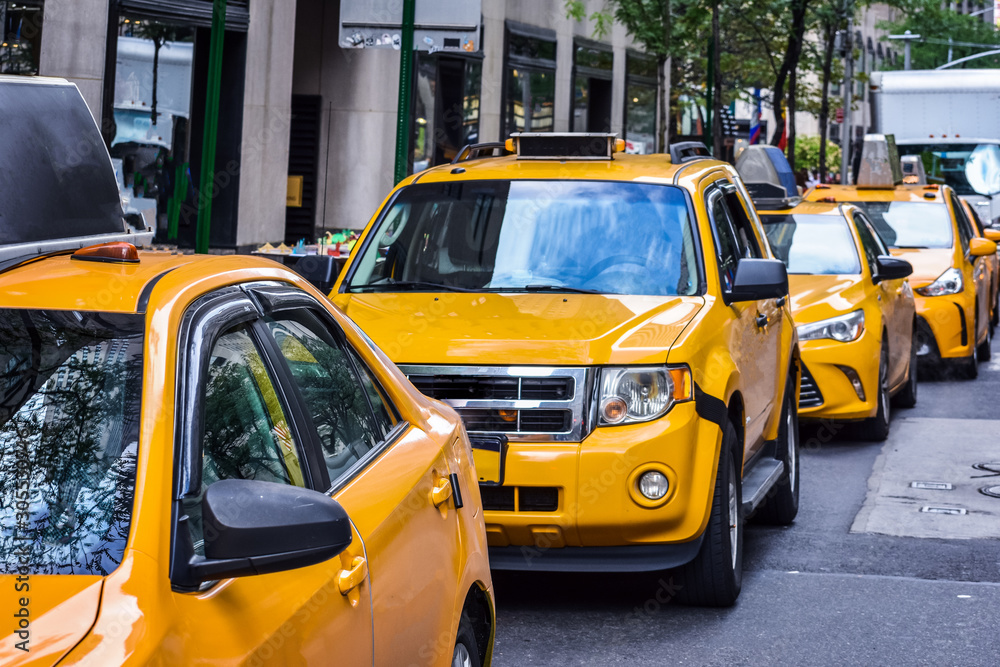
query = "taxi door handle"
xmin=338 ymin=556 xmax=367 ymax=596
xmin=775 ymin=296 xmax=786 ymax=308
xmin=431 ymin=476 xmax=453 ymax=507
xmin=755 ymin=314 xmax=769 ymax=329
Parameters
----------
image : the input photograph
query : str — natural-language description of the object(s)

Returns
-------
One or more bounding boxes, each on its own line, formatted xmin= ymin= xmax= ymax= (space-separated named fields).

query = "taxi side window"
xmin=722 ymin=185 xmax=764 ymax=259
xmin=264 ymin=309 xmax=394 ymax=486
xmin=951 ymin=192 xmax=975 ymax=254
xmin=707 ymin=189 xmax=742 ymax=292
xmin=852 ymin=212 xmax=883 ymax=275
xmin=187 ymin=325 xmax=308 ymax=556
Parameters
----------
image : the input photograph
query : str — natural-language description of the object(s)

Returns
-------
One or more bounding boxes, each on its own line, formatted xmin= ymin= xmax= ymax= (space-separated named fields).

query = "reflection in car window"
xmin=346 ymin=347 xmax=397 ymax=437
xmin=762 ymin=214 xmax=862 ymax=275
xmin=708 ymin=192 xmax=742 ymax=291
xmin=347 ymin=180 xmax=699 ymax=296
xmin=186 ymin=326 xmax=306 ymax=556
xmin=265 ymin=312 xmax=382 ymax=484
xmin=848 ymin=201 xmax=954 ymax=249
xmin=0 ymin=311 xmax=143 ymax=576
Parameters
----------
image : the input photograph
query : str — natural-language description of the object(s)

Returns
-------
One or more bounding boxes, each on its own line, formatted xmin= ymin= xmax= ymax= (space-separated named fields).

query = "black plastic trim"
xmin=956 ymin=302 xmax=968 ymax=346
xmin=694 ymin=383 xmax=727 ymax=429
xmin=135 ymin=268 xmax=177 ymax=313
xmin=487 ymin=534 xmax=704 ymax=572
xmin=450 ymin=472 xmax=464 ymax=510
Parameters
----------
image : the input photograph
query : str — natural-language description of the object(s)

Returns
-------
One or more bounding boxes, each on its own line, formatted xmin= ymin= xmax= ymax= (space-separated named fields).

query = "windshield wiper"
xmin=346 ymin=279 xmax=476 ymax=293
xmin=492 ymin=284 xmax=604 ymax=295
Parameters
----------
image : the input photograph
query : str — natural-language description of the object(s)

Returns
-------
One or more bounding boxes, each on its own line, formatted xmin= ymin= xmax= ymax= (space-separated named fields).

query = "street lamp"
xmin=888 ymin=30 xmax=922 ymax=70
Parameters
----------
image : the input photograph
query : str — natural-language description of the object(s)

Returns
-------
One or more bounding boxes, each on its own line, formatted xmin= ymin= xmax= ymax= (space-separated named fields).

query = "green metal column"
xmin=705 ymin=37 xmax=714 ymax=155
xmin=195 ymin=0 xmax=227 ymax=254
xmin=393 ymin=0 xmax=416 ymax=185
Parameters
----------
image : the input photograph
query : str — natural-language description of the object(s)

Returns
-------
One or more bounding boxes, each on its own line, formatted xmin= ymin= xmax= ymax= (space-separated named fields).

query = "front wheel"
xmin=859 ymin=344 xmax=890 ymax=441
xmin=977 ymin=320 xmax=992 ymax=362
xmin=893 ymin=329 xmax=918 ymax=409
xmin=675 ymin=420 xmax=743 ymax=607
xmin=452 ymin=614 xmax=481 ymax=667
xmin=959 ymin=316 xmax=980 ymax=380
xmin=755 ymin=375 xmax=800 ymax=525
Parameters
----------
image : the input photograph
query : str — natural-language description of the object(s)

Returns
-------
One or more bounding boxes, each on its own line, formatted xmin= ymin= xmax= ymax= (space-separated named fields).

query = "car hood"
xmin=333 ymin=293 xmax=705 ymax=366
xmin=0 ymin=575 xmax=103 ymax=666
xmin=889 ymin=247 xmax=954 ymax=286
xmin=788 ymin=274 xmax=867 ymax=324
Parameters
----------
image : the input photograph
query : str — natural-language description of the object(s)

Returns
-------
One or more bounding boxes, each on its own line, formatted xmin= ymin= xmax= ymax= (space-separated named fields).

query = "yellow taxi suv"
xmin=330 ymin=134 xmax=802 ymax=607
xmin=0 ymin=76 xmax=493 ymax=667
xmin=758 ymin=200 xmax=917 ymax=440
xmin=805 ymin=143 xmax=996 ymax=379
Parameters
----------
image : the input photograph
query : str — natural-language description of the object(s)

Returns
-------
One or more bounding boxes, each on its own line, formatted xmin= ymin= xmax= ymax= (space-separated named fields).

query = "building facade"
xmin=2 ymin=0 xmax=657 ymax=249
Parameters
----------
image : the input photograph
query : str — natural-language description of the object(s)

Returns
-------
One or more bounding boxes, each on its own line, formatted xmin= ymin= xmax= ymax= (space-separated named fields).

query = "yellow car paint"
xmin=0 ymin=252 xmax=494 ymax=666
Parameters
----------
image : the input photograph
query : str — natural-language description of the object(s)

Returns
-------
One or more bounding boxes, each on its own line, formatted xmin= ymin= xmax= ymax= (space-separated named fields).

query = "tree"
xmin=794 ymin=135 xmax=842 ymax=173
xmin=130 ymin=21 xmax=184 ymax=126
xmin=878 ymin=0 xmax=1000 ymax=70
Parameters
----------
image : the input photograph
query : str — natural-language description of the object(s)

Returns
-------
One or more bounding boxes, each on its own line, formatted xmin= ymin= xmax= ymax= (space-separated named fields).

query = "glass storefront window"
xmin=508 ymin=32 xmax=556 ymax=62
xmin=625 ymin=53 xmax=658 ymax=154
xmin=110 ymin=17 xmax=196 ymax=235
xmin=0 ymin=1 xmax=43 ymax=76
xmin=507 ymin=67 xmax=555 ymax=133
xmin=412 ymin=53 xmax=482 ymax=173
xmin=572 ymin=41 xmax=613 ymax=133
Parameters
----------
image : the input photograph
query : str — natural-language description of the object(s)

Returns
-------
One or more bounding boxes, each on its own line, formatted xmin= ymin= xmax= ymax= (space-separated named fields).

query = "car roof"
xmin=803 ymin=184 xmax=945 ymax=203
xmin=0 ymin=251 xmax=291 ymax=313
xmin=407 ymin=153 xmax=729 ymax=186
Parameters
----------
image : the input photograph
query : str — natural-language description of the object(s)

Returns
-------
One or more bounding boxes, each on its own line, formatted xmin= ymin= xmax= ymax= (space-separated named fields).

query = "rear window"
xmin=0 ymin=311 xmax=143 ymax=576
xmin=762 ymin=214 xmax=862 ymax=275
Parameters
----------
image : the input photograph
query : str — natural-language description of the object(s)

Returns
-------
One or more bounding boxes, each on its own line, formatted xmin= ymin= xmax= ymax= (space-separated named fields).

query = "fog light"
xmin=497 ymin=409 xmax=517 ymax=423
xmin=638 ymin=471 xmax=669 ymax=500
xmin=601 ymin=397 xmax=629 ymax=424
xmin=836 ymin=365 xmax=866 ymax=402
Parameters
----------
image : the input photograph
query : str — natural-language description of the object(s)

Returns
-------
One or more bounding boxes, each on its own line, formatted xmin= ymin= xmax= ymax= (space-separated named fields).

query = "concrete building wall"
xmin=295 ymin=0 xmax=646 ymax=234
xmin=236 ymin=0 xmax=298 ymax=246
xmin=39 ymin=0 xmax=109 ymax=119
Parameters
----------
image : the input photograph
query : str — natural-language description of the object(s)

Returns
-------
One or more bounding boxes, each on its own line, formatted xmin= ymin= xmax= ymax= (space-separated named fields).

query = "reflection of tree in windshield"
xmin=0 ymin=311 xmax=143 ymax=576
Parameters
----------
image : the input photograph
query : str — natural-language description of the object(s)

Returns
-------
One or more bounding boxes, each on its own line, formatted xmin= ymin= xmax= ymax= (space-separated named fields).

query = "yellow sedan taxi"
xmin=805 ymin=183 xmax=996 ymax=378
xmin=759 ymin=201 xmax=917 ymax=440
xmin=330 ymin=134 xmax=801 ymax=607
xmin=0 ymin=76 xmax=493 ymax=667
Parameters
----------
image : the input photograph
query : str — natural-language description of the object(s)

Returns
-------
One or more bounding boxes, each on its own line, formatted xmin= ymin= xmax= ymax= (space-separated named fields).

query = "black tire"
xmin=675 ymin=421 xmax=743 ymax=607
xmin=858 ymin=343 xmax=890 ymax=441
xmin=959 ymin=317 xmax=980 ymax=380
xmin=892 ymin=329 xmax=918 ymax=409
xmin=452 ymin=613 xmax=482 ymax=667
xmin=977 ymin=320 xmax=992 ymax=362
xmin=755 ymin=377 xmax=800 ymax=525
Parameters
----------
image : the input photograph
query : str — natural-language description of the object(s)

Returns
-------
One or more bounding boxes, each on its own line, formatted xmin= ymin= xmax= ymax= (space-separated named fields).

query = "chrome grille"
xmin=799 ymin=363 xmax=824 ymax=408
xmin=400 ymin=365 xmax=590 ymax=442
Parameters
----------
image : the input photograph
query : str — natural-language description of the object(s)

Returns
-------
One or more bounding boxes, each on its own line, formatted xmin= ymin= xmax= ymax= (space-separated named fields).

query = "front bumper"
xmin=914 ymin=294 xmax=972 ymax=361
xmin=480 ymin=400 xmax=722 ymax=568
xmin=797 ymin=329 xmax=879 ymax=422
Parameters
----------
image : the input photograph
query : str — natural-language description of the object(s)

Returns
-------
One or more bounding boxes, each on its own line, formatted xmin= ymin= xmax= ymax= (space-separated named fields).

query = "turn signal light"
xmin=497 ymin=409 xmax=518 ymax=423
xmin=71 ymin=242 xmax=140 ymax=264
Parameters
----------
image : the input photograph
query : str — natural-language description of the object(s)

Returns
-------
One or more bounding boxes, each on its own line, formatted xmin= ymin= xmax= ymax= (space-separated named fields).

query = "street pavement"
xmin=492 ymin=337 xmax=1000 ymax=665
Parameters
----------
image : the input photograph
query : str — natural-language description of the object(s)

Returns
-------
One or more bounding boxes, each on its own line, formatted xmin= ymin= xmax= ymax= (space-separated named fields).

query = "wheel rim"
xmin=786 ymin=405 xmax=798 ymax=494
xmin=728 ymin=459 xmax=739 ymax=569
xmin=880 ymin=353 xmax=889 ymax=427
xmin=452 ymin=643 xmax=472 ymax=667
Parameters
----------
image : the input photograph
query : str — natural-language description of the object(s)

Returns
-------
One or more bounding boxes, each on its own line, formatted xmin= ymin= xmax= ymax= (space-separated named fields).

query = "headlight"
xmin=797 ymin=310 xmax=865 ymax=343
xmin=915 ymin=267 xmax=963 ymax=296
xmin=598 ymin=366 xmax=692 ymax=426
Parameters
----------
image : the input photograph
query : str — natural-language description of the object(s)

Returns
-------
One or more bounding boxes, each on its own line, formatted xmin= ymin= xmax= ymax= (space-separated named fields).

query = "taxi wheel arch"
xmin=726 ymin=392 xmax=746 ymax=470
xmin=459 ymin=584 xmax=493 ymax=666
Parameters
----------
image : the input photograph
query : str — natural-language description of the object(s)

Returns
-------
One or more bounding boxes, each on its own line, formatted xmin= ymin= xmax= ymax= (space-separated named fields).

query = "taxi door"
xmin=705 ymin=183 xmax=771 ymax=457
xmin=250 ymin=288 xmax=465 ymax=666
xmin=952 ymin=192 xmax=990 ymax=344
xmin=166 ymin=289 xmax=374 ymax=665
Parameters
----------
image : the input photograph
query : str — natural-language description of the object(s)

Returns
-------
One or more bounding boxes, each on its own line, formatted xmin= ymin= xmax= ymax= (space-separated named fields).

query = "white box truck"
xmin=870 ymin=69 xmax=1000 ymax=226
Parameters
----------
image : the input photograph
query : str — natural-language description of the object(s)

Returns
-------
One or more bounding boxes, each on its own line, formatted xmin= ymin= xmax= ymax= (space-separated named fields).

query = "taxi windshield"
xmin=898 ymin=143 xmax=1000 ymax=196
xmin=0 ymin=311 xmax=143 ymax=576
xmin=761 ymin=214 xmax=862 ymax=275
xmin=848 ymin=201 xmax=953 ymax=249
xmin=345 ymin=180 xmax=700 ymax=296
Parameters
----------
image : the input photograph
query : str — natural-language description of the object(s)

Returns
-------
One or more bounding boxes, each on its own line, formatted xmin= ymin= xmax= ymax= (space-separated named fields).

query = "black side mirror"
xmin=186 ymin=479 xmax=353 ymax=585
xmin=874 ymin=255 xmax=913 ymax=283
xmin=289 ymin=255 xmax=340 ymax=293
xmin=727 ymin=258 xmax=789 ymax=304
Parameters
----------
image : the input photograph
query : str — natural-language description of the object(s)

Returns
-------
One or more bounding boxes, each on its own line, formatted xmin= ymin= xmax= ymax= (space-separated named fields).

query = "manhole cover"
xmin=920 ymin=506 xmax=968 ymax=515
xmin=972 ymin=463 xmax=1000 ymax=478
xmin=979 ymin=485 xmax=1000 ymax=499
xmin=911 ymin=481 xmax=953 ymax=490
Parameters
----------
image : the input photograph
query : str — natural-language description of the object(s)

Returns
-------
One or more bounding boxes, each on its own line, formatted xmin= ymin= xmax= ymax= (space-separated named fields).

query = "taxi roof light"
xmin=856 ymin=134 xmax=903 ymax=190
xmin=508 ymin=132 xmax=624 ymax=161
xmin=71 ymin=242 xmax=140 ymax=264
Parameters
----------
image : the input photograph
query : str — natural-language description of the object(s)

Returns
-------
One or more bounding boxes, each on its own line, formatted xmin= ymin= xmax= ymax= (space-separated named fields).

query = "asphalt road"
xmin=492 ymin=337 xmax=1000 ymax=666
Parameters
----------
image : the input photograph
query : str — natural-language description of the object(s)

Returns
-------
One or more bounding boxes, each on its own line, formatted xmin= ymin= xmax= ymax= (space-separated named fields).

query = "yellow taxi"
xmin=960 ymin=198 xmax=1000 ymax=332
xmin=805 ymin=183 xmax=996 ymax=378
xmin=330 ymin=134 xmax=801 ymax=607
xmin=758 ymin=201 xmax=917 ymax=440
xmin=0 ymin=76 xmax=493 ymax=666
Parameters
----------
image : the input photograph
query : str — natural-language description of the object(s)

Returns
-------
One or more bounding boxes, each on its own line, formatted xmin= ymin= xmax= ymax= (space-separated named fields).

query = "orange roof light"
xmin=71 ymin=242 xmax=140 ymax=264
xmin=814 ymin=183 xmax=830 ymax=189
xmin=924 ymin=184 xmax=939 ymax=190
